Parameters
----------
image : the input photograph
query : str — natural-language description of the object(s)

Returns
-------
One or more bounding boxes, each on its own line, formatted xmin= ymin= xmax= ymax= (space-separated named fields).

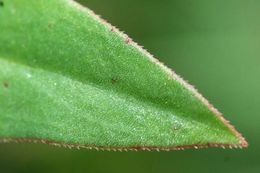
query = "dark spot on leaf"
xmin=0 ymin=1 xmax=4 ymax=7
xmin=125 ymin=37 xmax=132 ymax=44
xmin=110 ymin=27 xmax=115 ymax=32
xmin=173 ymin=124 xmax=182 ymax=131
xmin=111 ymin=77 xmax=119 ymax=84
xmin=3 ymin=81 xmax=8 ymax=88
xmin=48 ymin=21 xmax=54 ymax=28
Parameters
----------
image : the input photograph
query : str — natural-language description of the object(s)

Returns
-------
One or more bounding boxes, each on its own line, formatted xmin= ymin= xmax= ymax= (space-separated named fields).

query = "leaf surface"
xmin=0 ymin=0 xmax=247 ymax=150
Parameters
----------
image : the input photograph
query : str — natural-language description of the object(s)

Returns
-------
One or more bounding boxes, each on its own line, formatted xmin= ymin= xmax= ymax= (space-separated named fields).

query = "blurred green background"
xmin=0 ymin=0 xmax=259 ymax=172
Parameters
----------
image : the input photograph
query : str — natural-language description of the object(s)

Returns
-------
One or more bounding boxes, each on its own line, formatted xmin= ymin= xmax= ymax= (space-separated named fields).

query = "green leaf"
xmin=0 ymin=0 xmax=247 ymax=150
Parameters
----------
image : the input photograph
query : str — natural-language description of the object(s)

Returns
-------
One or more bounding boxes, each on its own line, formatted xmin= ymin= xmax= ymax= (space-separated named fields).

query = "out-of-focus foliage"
xmin=0 ymin=0 xmax=259 ymax=172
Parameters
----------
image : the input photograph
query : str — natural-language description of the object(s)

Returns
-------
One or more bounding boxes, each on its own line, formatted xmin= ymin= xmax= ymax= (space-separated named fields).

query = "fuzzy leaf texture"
xmin=0 ymin=0 xmax=247 ymax=151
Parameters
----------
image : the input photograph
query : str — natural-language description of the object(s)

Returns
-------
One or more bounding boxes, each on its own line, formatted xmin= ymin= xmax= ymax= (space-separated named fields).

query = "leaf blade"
xmin=0 ymin=0 xmax=247 ymax=150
